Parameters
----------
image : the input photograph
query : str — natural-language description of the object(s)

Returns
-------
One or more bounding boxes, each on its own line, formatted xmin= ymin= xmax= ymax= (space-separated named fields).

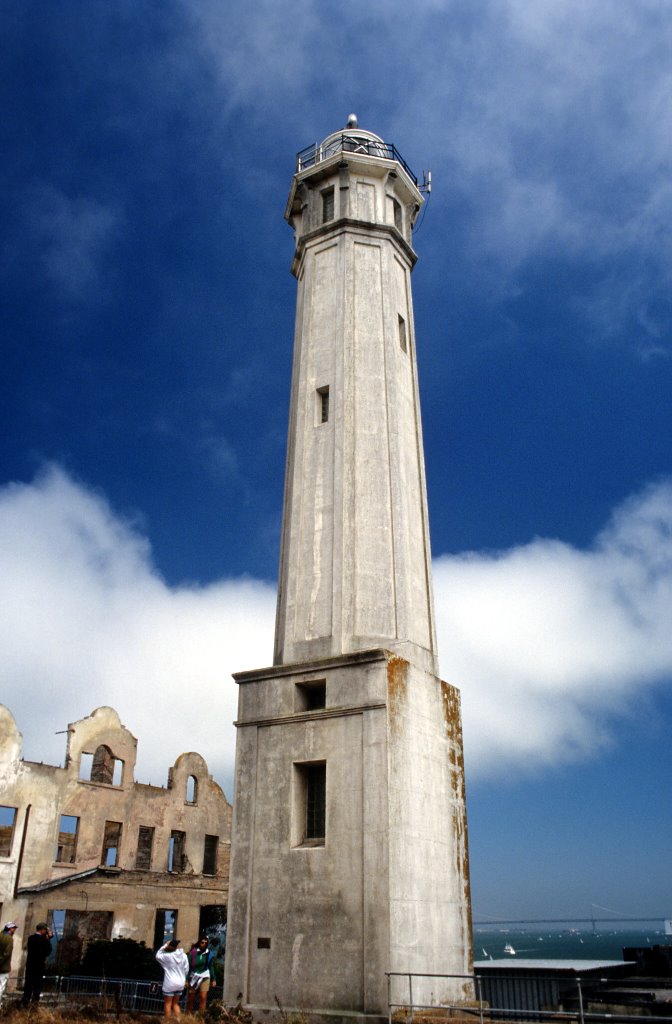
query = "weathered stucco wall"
xmin=225 ymin=649 xmax=472 ymax=1015
xmin=0 ymin=704 xmax=231 ymax=986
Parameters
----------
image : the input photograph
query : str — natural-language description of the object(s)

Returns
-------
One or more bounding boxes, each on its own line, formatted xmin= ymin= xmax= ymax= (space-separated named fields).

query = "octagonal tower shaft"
xmin=274 ymin=134 xmax=438 ymax=673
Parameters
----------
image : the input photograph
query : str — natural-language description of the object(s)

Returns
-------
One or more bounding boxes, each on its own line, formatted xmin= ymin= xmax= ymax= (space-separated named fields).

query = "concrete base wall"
xmin=224 ymin=649 xmax=472 ymax=1015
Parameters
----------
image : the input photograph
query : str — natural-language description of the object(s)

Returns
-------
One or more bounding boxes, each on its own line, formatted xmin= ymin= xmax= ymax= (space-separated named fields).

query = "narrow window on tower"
xmin=398 ymin=314 xmax=407 ymax=353
xmin=393 ymin=198 xmax=403 ymax=232
xmin=322 ymin=187 xmax=335 ymax=223
xmin=316 ymin=386 xmax=330 ymax=424
xmin=292 ymin=761 xmax=326 ymax=848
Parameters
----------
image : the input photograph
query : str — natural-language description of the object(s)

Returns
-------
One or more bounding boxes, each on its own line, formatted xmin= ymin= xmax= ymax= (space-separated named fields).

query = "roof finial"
xmin=346 ymin=113 xmax=358 ymax=129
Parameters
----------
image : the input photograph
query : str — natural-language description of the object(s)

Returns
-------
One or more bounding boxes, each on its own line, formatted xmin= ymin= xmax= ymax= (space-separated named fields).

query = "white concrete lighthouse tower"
xmin=224 ymin=117 xmax=472 ymax=1019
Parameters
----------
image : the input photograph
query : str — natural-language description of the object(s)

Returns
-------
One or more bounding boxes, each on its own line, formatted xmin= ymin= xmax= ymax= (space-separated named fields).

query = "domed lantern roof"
xmin=318 ymin=113 xmax=387 ymax=160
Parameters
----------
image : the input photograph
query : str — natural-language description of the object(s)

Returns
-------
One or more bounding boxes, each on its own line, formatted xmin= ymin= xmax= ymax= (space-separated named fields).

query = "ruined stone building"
xmin=0 ymin=704 xmax=231 ymax=986
xmin=224 ymin=117 xmax=472 ymax=1019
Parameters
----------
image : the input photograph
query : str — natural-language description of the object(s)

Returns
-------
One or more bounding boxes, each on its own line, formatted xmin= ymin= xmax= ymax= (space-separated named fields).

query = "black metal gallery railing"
xmin=296 ymin=134 xmax=417 ymax=185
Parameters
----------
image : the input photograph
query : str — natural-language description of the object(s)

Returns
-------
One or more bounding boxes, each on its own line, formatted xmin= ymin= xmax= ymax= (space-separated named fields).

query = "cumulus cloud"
xmin=1 ymin=468 xmax=672 ymax=793
xmin=435 ymin=479 xmax=672 ymax=775
xmin=0 ymin=467 xmax=275 ymax=798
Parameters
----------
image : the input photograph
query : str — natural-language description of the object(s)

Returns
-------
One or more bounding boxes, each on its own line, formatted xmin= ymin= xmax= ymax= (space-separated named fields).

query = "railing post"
xmin=476 ymin=974 xmax=484 ymax=1024
xmin=576 ymin=977 xmax=585 ymax=1024
xmin=408 ymin=973 xmax=413 ymax=1024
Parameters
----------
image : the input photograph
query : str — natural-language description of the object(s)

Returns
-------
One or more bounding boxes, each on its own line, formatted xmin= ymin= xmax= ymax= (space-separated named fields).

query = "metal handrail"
xmin=296 ymin=135 xmax=418 ymax=185
xmin=386 ymin=970 xmax=672 ymax=1024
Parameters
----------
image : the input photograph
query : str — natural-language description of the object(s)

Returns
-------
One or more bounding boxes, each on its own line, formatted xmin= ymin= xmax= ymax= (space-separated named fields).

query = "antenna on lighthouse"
xmin=420 ymin=169 xmax=432 ymax=194
xmin=346 ymin=113 xmax=358 ymax=128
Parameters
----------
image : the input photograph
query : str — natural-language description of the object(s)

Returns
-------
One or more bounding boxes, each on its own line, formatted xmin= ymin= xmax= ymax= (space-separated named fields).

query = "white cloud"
xmin=1 ymin=468 xmax=672 ymax=794
xmin=434 ymin=479 xmax=672 ymax=776
xmin=0 ymin=467 xmax=275 ymax=798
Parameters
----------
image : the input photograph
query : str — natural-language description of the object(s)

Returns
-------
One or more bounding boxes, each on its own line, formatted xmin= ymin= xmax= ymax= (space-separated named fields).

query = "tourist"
xmin=0 ymin=922 xmax=18 ymax=1005
xmin=187 ymin=935 xmax=216 ymax=1014
xmin=22 ymin=922 xmax=53 ymax=1006
xmin=156 ymin=938 xmax=189 ymax=1017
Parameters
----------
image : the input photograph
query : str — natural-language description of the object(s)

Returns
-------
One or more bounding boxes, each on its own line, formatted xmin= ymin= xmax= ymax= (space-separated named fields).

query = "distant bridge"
xmin=473 ymin=916 xmax=664 ymax=926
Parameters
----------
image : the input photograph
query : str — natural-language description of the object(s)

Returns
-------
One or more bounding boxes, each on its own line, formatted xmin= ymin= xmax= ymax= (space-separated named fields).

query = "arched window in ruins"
xmin=186 ymin=775 xmax=198 ymax=805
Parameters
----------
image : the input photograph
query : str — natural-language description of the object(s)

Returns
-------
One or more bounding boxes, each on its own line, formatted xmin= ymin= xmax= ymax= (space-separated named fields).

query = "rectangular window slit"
xmin=322 ymin=187 xmax=334 ymax=223
xmin=317 ymin=386 xmax=330 ymax=424
xmin=398 ymin=314 xmax=407 ymax=353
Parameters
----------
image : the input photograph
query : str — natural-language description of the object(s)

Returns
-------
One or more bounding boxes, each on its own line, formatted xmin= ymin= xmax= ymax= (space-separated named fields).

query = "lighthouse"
xmin=224 ymin=117 xmax=472 ymax=1018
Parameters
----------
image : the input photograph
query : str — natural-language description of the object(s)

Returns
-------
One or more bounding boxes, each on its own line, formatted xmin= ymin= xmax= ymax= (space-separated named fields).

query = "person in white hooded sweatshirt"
xmin=156 ymin=938 xmax=189 ymax=1017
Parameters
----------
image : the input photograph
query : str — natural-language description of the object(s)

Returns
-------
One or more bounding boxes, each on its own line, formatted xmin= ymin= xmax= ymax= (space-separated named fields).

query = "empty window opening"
xmin=135 ymin=825 xmax=155 ymax=870
xmin=79 ymin=753 xmax=93 ymax=781
xmin=101 ymin=820 xmax=122 ymax=867
xmin=50 ymin=909 xmax=111 ymax=972
xmin=317 ymin=386 xmax=330 ymax=424
xmin=186 ymin=775 xmax=198 ymax=804
xmin=398 ymin=315 xmax=407 ymax=353
xmin=322 ymin=187 xmax=335 ymax=223
xmin=295 ymin=680 xmax=326 ymax=712
xmin=203 ymin=834 xmax=219 ymax=876
xmin=154 ymin=909 xmax=177 ymax=950
xmin=169 ymin=830 xmax=186 ymax=873
xmin=0 ymin=806 xmax=17 ymax=857
xmin=82 ymin=744 xmax=123 ymax=786
xmin=92 ymin=744 xmax=115 ymax=784
xmin=199 ymin=905 xmax=226 ymax=947
xmin=393 ymin=198 xmax=403 ymax=232
xmin=292 ymin=761 xmax=326 ymax=847
xmin=55 ymin=814 xmax=79 ymax=864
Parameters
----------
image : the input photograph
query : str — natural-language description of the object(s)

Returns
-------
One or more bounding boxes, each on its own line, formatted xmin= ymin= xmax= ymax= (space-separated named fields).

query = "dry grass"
xmin=0 ymin=1008 xmax=207 ymax=1023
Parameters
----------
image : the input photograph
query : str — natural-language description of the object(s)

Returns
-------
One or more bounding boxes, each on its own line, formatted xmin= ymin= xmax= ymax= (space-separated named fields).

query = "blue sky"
xmin=1 ymin=1 xmax=671 ymax=923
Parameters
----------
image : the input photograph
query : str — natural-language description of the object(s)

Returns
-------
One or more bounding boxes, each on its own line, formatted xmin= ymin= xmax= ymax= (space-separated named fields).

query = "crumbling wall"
xmin=0 ymin=703 xmax=232 ymax=986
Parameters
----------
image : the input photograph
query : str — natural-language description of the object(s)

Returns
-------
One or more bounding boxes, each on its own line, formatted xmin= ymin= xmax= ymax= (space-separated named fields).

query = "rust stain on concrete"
xmin=387 ymin=655 xmax=408 ymax=735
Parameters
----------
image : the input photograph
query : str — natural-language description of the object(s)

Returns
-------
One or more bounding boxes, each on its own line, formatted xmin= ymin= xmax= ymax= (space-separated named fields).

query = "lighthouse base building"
xmin=224 ymin=119 xmax=472 ymax=1018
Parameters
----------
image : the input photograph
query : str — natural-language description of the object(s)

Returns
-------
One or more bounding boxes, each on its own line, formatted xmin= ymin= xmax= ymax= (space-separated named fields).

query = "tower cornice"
xmin=290 ymin=215 xmax=418 ymax=278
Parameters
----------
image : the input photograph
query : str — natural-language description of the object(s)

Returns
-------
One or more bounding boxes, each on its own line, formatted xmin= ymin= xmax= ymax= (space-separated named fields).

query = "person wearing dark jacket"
xmin=21 ymin=923 xmax=52 ymax=1006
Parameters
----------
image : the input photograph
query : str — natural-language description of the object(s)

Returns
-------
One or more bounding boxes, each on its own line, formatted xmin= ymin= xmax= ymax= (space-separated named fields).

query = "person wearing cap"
xmin=21 ymin=922 xmax=53 ymax=1006
xmin=156 ymin=938 xmax=189 ymax=1017
xmin=0 ymin=922 xmax=18 ymax=1004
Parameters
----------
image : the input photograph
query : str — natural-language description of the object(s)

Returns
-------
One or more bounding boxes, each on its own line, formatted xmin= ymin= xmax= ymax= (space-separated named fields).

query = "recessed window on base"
xmin=295 ymin=679 xmax=326 ymax=712
xmin=292 ymin=761 xmax=326 ymax=848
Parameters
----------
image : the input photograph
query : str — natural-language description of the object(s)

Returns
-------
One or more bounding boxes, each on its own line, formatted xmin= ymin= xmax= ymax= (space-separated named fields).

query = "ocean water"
xmin=473 ymin=927 xmax=669 ymax=962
